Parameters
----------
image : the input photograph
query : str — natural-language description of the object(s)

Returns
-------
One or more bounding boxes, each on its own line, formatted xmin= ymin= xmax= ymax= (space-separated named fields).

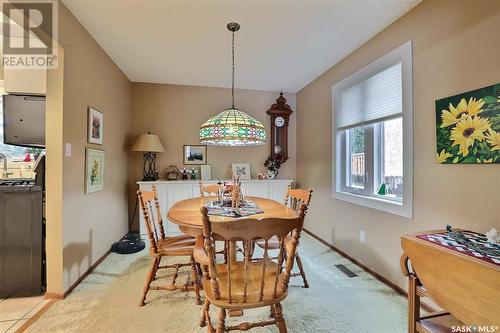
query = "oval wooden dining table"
xmin=168 ymin=196 xmax=297 ymax=317
xmin=168 ymin=196 xmax=298 ymax=237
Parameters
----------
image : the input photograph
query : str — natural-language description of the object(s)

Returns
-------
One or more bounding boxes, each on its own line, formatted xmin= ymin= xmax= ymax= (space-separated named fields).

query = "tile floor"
xmin=0 ymin=296 xmax=49 ymax=333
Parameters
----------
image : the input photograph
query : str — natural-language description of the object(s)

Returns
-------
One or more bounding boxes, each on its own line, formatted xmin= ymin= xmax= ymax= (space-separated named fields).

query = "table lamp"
xmin=131 ymin=132 xmax=165 ymax=181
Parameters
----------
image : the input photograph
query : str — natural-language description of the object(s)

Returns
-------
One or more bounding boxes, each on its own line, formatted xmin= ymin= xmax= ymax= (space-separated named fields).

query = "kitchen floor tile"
xmin=24 ymin=299 xmax=50 ymax=319
xmin=0 ymin=320 xmax=17 ymax=333
xmin=5 ymin=319 xmax=28 ymax=333
xmin=0 ymin=296 xmax=43 ymax=321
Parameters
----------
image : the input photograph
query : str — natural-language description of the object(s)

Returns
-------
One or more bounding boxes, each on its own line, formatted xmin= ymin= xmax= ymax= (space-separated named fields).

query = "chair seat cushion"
xmin=203 ymin=260 xmax=287 ymax=309
xmin=155 ymin=235 xmax=195 ymax=256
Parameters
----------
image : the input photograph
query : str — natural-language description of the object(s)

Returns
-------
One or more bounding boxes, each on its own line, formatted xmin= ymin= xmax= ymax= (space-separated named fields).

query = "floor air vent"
xmin=335 ymin=264 xmax=358 ymax=278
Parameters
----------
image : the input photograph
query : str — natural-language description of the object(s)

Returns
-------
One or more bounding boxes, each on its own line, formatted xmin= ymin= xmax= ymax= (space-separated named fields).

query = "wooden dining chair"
xmin=137 ymin=186 xmax=201 ymax=306
xmin=194 ymin=204 xmax=308 ymax=333
xmin=255 ymin=186 xmax=313 ymax=288
xmin=199 ymin=182 xmax=223 ymax=197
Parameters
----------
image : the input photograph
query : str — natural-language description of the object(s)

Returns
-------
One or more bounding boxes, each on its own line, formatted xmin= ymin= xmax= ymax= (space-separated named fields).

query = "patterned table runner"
xmin=416 ymin=231 xmax=500 ymax=266
xmin=206 ymin=200 xmax=264 ymax=218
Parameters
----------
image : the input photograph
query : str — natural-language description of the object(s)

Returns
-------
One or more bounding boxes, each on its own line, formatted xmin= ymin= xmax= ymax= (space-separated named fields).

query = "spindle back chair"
xmin=137 ymin=186 xmax=201 ymax=306
xmin=195 ymin=204 xmax=308 ymax=333
xmin=256 ymin=186 xmax=313 ymax=287
xmin=284 ymin=187 xmax=313 ymax=212
xmin=199 ymin=183 xmax=223 ymax=197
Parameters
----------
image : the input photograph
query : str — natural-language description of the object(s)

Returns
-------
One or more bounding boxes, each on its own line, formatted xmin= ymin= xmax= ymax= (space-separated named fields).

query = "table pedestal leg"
xmin=228 ymin=241 xmax=243 ymax=317
xmin=229 ymin=241 xmax=237 ymax=263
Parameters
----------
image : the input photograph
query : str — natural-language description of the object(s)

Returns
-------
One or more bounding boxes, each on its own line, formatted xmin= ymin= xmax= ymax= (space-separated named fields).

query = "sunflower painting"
xmin=436 ymin=83 xmax=500 ymax=164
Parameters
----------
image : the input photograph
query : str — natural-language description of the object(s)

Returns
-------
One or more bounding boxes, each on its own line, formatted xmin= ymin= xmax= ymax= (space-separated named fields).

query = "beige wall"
xmin=128 ymin=83 xmax=296 ymax=228
xmin=59 ymin=3 xmax=132 ymax=291
xmin=296 ymin=0 xmax=500 ymax=290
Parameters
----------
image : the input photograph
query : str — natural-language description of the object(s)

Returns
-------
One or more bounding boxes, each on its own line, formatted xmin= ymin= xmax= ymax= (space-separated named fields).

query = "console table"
xmin=137 ymin=179 xmax=293 ymax=236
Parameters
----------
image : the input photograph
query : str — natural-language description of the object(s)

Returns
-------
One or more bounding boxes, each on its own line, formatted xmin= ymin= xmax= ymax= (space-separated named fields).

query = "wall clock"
xmin=265 ymin=92 xmax=293 ymax=172
xmin=275 ymin=116 xmax=285 ymax=128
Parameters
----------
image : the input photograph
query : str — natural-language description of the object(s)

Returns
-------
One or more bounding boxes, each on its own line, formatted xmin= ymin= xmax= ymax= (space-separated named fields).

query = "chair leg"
xmin=274 ymin=303 xmax=287 ymax=333
xmin=295 ymin=254 xmax=309 ymax=288
xmin=139 ymin=257 xmax=159 ymax=306
xmin=190 ymin=255 xmax=202 ymax=305
xmin=216 ymin=308 xmax=226 ymax=333
xmin=199 ymin=298 xmax=211 ymax=327
xmin=270 ymin=305 xmax=276 ymax=318
xmin=152 ymin=256 xmax=160 ymax=281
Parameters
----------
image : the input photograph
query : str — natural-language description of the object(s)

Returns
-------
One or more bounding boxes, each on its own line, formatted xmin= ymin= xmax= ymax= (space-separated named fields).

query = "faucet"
xmin=0 ymin=153 xmax=13 ymax=179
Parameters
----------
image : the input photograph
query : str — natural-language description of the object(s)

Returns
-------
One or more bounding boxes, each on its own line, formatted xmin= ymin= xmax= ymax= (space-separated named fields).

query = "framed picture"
xmin=183 ymin=145 xmax=207 ymax=165
xmin=85 ymin=148 xmax=105 ymax=193
xmin=88 ymin=107 xmax=103 ymax=145
xmin=232 ymin=163 xmax=251 ymax=180
xmin=435 ymin=83 xmax=499 ymax=164
xmin=200 ymin=164 xmax=211 ymax=180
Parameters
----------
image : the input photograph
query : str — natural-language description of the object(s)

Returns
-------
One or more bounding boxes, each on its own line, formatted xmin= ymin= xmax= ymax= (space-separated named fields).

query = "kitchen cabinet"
xmin=137 ymin=179 xmax=292 ymax=236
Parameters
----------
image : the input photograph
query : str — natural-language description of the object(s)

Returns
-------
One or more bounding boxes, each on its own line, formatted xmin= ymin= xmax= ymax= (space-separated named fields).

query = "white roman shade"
xmin=337 ymin=63 xmax=402 ymax=130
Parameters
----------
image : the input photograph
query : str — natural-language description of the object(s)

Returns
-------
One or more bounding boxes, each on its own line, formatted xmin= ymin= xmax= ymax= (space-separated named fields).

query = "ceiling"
xmin=62 ymin=0 xmax=421 ymax=93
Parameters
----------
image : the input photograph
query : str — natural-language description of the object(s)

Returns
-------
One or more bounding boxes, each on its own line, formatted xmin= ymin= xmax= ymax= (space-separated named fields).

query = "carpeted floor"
xmin=27 ymin=234 xmax=407 ymax=332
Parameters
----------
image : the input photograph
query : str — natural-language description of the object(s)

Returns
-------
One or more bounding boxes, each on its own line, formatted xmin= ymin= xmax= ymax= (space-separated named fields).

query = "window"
xmin=332 ymin=41 xmax=413 ymax=218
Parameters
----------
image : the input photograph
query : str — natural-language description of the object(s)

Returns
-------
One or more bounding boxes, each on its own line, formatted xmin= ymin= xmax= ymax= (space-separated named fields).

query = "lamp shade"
xmin=131 ymin=133 xmax=165 ymax=152
xmin=199 ymin=108 xmax=266 ymax=146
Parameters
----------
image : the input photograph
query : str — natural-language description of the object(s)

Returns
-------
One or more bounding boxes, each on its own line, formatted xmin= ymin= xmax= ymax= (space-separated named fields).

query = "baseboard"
xmin=44 ymin=249 xmax=112 ymax=300
xmin=44 ymin=292 xmax=64 ymax=300
xmin=303 ymin=228 xmax=436 ymax=312
xmin=63 ymin=249 xmax=112 ymax=298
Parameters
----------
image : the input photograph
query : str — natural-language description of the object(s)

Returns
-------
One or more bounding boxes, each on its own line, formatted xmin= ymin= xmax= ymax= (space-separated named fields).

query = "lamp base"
xmin=142 ymin=152 xmax=159 ymax=181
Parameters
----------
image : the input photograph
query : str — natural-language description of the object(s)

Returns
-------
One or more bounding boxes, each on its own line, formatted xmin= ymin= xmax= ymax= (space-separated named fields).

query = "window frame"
xmin=332 ymin=41 xmax=413 ymax=218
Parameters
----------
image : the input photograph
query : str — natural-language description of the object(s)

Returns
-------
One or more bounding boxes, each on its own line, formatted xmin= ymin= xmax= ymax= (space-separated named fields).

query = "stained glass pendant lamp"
xmin=199 ymin=22 xmax=266 ymax=146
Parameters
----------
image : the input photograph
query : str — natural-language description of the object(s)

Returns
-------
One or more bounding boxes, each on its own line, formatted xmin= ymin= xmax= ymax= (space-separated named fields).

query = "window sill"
xmin=333 ymin=190 xmax=412 ymax=218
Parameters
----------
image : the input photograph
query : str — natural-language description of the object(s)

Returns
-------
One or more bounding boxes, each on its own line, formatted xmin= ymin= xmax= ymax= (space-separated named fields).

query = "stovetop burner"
xmin=0 ymin=180 xmax=35 ymax=186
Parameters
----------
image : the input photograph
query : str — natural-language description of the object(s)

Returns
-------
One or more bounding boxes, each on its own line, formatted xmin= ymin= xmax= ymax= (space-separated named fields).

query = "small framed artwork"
xmin=88 ymin=107 xmax=103 ymax=145
xmin=436 ymin=83 xmax=499 ymax=164
xmin=184 ymin=145 xmax=207 ymax=165
xmin=232 ymin=163 xmax=251 ymax=180
xmin=85 ymin=148 xmax=105 ymax=194
xmin=200 ymin=164 xmax=211 ymax=180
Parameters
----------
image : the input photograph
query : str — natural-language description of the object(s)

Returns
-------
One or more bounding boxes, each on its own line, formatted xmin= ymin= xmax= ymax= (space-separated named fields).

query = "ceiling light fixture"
xmin=199 ymin=22 xmax=266 ymax=146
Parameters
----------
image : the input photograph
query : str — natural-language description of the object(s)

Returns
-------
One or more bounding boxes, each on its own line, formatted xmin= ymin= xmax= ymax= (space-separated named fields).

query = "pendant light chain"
xmin=231 ymin=29 xmax=235 ymax=108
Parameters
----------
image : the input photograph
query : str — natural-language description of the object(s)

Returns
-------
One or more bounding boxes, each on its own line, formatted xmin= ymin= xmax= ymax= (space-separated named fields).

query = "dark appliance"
xmin=0 ymin=181 xmax=43 ymax=297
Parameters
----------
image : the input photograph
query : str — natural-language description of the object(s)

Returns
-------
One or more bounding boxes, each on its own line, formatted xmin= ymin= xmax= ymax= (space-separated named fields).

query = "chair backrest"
xmin=199 ymin=182 xmax=222 ymax=197
xmin=200 ymin=204 xmax=308 ymax=304
xmin=284 ymin=186 xmax=313 ymax=212
xmin=137 ymin=186 xmax=165 ymax=253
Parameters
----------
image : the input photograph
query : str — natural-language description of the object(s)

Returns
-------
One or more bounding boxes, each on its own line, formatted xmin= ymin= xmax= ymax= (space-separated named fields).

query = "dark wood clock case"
xmin=265 ymin=92 xmax=293 ymax=172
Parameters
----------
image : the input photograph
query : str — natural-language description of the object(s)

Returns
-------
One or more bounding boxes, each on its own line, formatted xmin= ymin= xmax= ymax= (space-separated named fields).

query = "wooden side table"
xmin=401 ymin=230 xmax=500 ymax=333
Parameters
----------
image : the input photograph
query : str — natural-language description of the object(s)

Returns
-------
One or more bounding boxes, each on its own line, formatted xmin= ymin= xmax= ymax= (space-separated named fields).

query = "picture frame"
xmin=435 ymin=83 xmax=500 ymax=164
xmin=85 ymin=148 xmax=105 ymax=194
xmin=88 ymin=107 xmax=104 ymax=145
xmin=183 ymin=145 xmax=207 ymax=165
xmin=200 ymin=164 xmax=211 ymax=180
xmin=232 ymin=163 xmax=251 ymax=180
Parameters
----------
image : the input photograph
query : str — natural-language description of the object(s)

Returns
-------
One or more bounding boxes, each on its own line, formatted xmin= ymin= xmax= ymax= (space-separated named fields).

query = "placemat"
xmin=206 ymin=200 xmax=264 ymax=218
xmin=416 ymin=231 xmax=500 ymax=266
